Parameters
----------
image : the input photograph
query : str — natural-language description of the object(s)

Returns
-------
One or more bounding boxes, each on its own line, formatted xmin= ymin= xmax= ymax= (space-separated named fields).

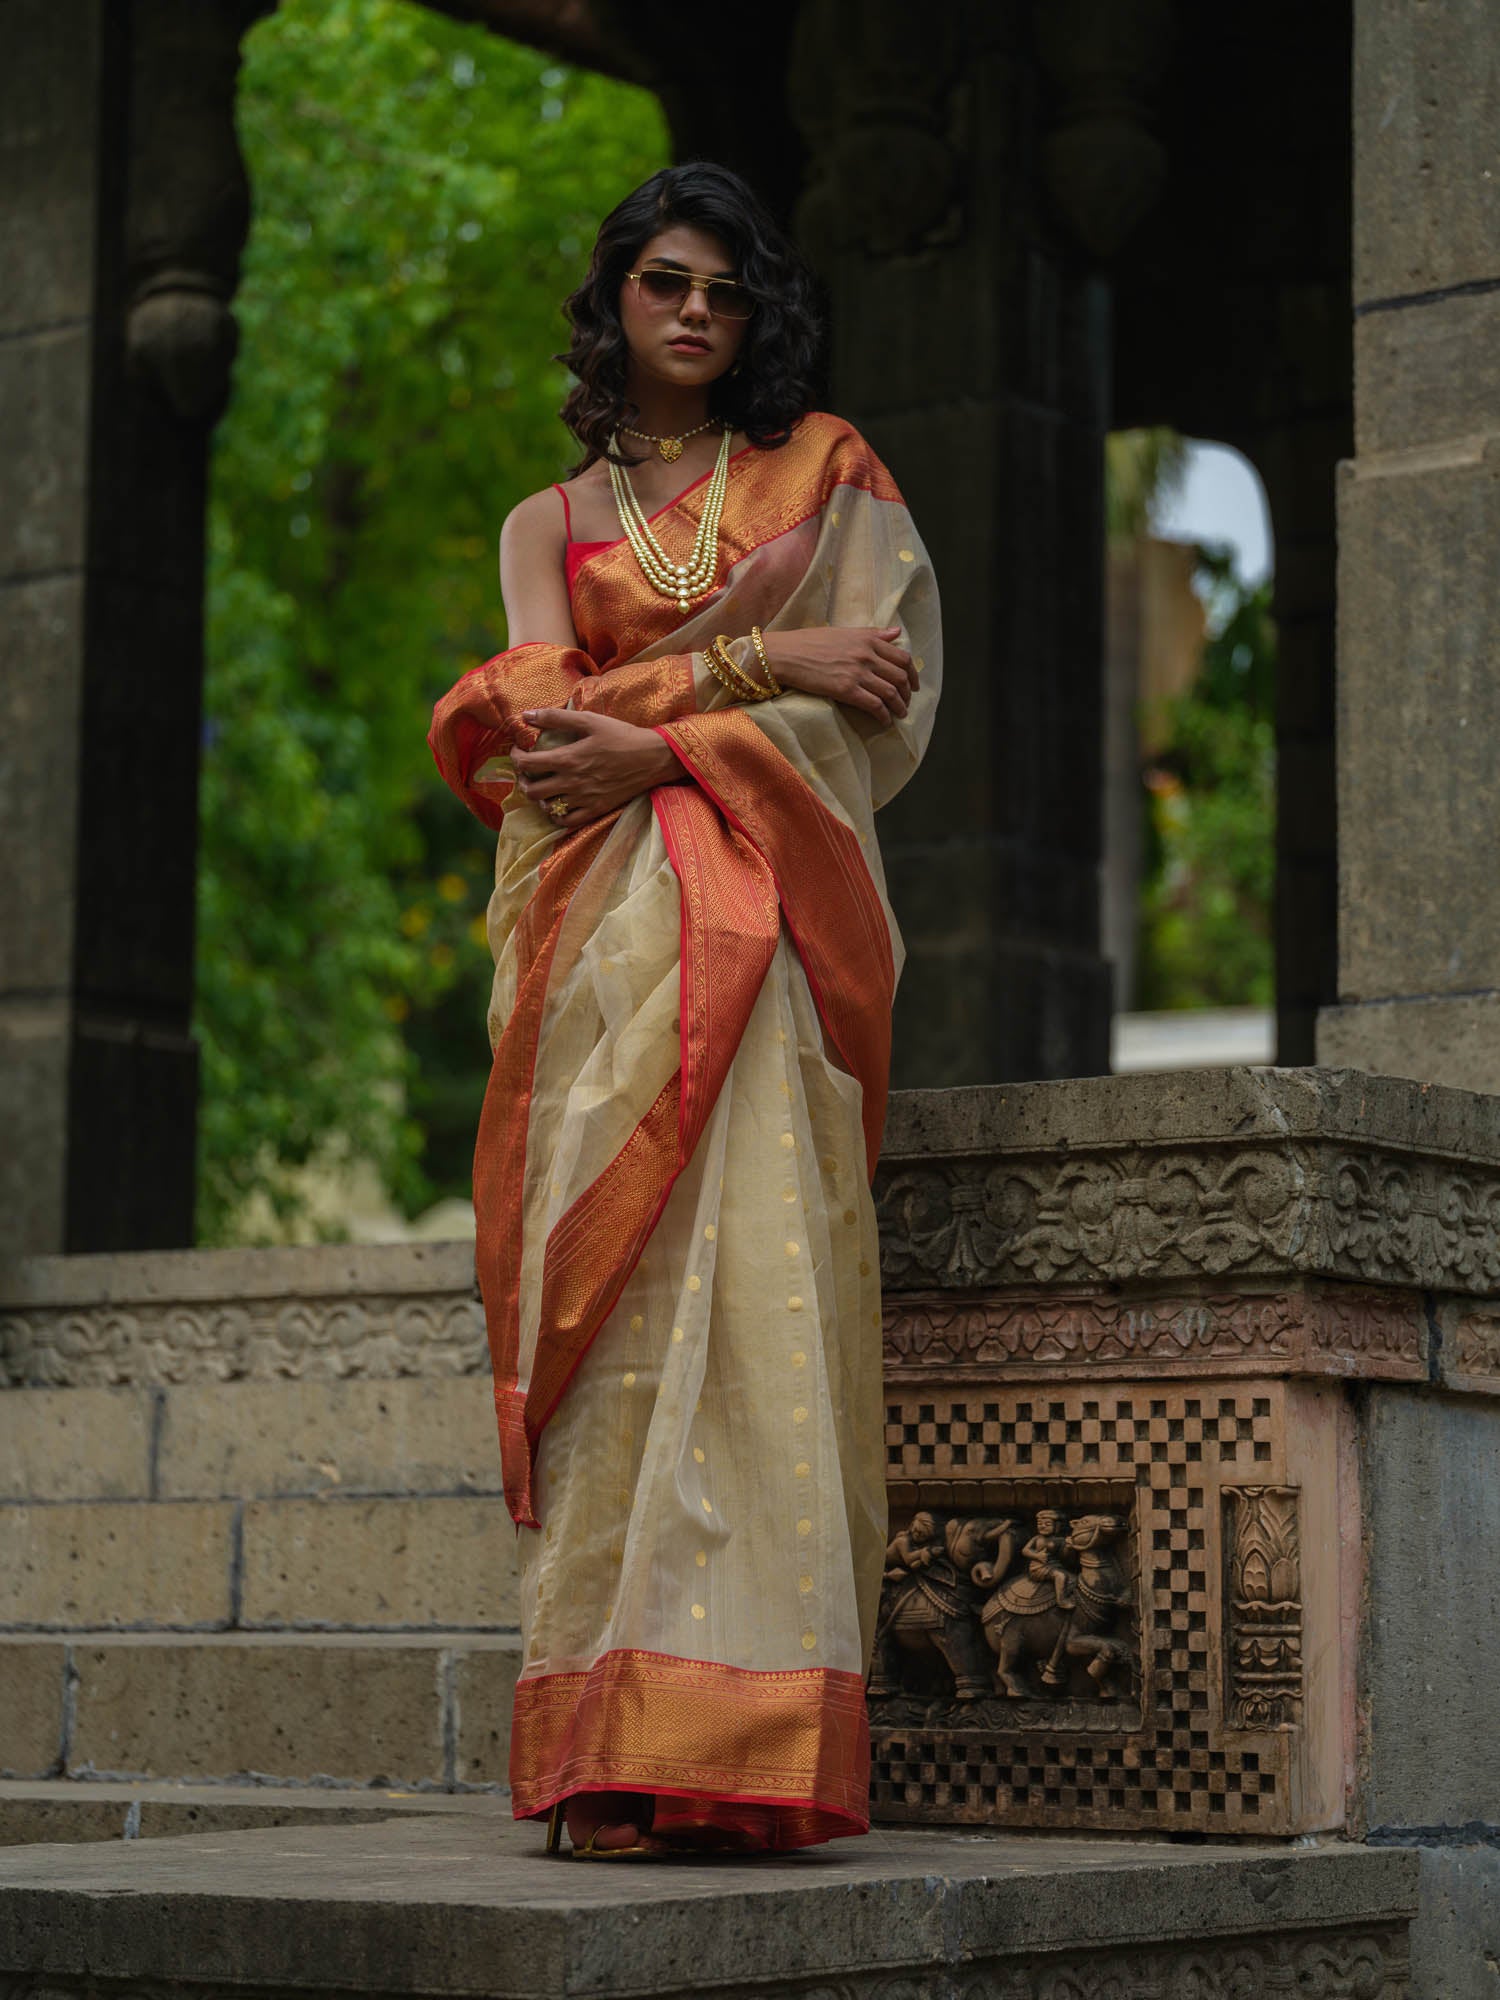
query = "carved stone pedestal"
xmin=871 ymin=1068 xmax=1500 ymax=1864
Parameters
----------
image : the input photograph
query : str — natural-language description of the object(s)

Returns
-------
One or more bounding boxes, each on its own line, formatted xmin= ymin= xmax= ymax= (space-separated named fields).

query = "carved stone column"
xmin=786 ymin=2 xmax=1141 ymax=1087
xmin=0 ymin=0 xmax=267 ymax=1253
xmin=870 ymin=1066 xmax=1500 ymax=1872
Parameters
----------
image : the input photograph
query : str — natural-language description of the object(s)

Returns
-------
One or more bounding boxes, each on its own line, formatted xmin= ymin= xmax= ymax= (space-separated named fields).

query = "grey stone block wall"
xmin=1319 ymin=0 xmax=1500 ymax=1092
xmin=1358 ymin=1390 xmax=1500 ymax=1835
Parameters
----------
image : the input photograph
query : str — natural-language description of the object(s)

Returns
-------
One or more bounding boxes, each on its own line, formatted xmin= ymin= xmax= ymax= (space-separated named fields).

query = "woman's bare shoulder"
xmin=500 ymin=484 xmax=567 ymax=555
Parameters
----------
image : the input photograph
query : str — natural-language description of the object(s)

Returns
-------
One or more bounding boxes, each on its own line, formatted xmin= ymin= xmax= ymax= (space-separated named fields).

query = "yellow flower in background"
xmin=468 ymin=914 xmax=489 ymax=948
xmin=430 ymin=943 xmax=455 ymax=972
xmin=400 ymin=906 xmax=430 ymax=937
xmin=437 ymin=873 xmax=467 ymax=903
xmin=383 ymin=994 xmax=411 ymax=1022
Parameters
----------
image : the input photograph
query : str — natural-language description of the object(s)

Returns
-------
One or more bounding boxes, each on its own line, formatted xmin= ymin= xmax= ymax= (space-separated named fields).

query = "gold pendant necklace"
xmin=619 ymin=418 xmax=716 ymax=464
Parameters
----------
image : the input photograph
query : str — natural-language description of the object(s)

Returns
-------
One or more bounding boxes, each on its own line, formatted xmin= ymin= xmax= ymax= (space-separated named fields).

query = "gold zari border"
xmin=511 ymin=1649 xmax=871 ymax=1841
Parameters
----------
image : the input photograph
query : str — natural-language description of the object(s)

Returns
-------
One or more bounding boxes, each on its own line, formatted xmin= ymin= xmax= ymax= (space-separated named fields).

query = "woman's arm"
xmin=760 ymin=626 xmax=914 ymax=725
xmin=498 ymin=489 xmax=576 ymax=646
xmin=499 ymin=490 xmax=683 ymax=824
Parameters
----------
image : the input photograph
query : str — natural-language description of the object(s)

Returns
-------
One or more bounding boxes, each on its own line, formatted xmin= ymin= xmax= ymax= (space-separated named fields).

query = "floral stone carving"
xmin=1223 ymin=1486 xmax=1303 ymax=1728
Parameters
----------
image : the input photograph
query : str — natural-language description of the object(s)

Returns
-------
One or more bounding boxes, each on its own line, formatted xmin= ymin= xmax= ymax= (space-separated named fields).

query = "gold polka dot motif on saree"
xmin=687 ymin=1274 xmax=702 ymax=1292
xmin=788 ymin=1295 xmax=804 ymax=1312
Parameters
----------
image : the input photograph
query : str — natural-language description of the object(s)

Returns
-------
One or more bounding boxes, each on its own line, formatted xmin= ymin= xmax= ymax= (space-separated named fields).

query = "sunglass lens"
xmin=639 ymin=270 xmax=689 ymax=306
xmin=712 ymin=283 xmax=755 ymax=320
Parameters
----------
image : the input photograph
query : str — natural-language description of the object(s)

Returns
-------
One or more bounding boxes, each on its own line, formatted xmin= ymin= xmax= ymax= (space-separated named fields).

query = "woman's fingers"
xmin=867 ymin=665 xmax=910 ymax=718
xmin=859 ymin=676 xmax=900 ymax=725
xmin=871 ymin=638 xmax=913 ymax=673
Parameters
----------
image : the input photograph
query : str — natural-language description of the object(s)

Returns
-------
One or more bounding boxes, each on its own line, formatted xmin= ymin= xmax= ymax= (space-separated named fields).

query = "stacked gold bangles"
xmin=704 ymin=625 xmax=782 ymax=702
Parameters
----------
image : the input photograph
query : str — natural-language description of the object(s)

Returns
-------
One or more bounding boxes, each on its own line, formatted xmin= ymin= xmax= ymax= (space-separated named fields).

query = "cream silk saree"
xmin=429 ymin=412 xmax=941 ymax=1848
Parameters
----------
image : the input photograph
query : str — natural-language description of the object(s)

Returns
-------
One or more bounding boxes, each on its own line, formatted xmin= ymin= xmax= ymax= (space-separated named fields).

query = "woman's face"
xmin=617 ymin=223 xmax=751 ymax=395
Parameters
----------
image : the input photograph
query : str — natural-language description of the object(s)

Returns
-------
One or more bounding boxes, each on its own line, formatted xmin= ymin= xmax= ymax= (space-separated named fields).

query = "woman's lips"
xmin=667 ymin=336 xmax=711 ymax=354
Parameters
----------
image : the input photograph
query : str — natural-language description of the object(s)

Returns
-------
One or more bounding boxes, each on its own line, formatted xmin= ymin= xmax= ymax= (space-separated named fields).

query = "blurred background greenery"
xmin=198 ymin=0 xmax=667 ymax=1241
xmin=199 ymin=0 xmax=1273 ymax=1244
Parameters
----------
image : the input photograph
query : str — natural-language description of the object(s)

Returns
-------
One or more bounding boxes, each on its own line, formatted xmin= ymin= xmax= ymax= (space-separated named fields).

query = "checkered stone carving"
xmin=871 ymin=1380 xmax=1300 ymax=1834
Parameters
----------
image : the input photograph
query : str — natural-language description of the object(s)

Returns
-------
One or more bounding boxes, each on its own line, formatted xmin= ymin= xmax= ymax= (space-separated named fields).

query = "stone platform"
xmin=0 ymin=1815 xmax=1416 ymax=1999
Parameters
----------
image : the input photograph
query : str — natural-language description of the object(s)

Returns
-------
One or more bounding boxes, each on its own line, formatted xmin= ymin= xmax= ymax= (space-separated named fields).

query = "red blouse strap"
xmin=552 ymin=481 xmax=573 ymax=543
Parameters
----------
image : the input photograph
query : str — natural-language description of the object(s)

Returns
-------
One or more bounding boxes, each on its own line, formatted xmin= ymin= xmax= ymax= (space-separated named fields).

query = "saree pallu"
xmin=429 ymin=412 xmax=942 ymax=1848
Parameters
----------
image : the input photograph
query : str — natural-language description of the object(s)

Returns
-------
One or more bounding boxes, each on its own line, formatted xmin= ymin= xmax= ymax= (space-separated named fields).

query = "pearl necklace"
xmin=607 ymin=426 xmax=733 ymax=615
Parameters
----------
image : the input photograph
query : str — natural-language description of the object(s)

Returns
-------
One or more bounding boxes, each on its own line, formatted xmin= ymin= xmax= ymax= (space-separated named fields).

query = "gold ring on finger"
xmin=544 ymin=795 xmax=570 ymax=822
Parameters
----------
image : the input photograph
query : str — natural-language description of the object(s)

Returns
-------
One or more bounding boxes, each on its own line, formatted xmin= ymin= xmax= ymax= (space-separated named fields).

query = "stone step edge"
xmin=0 ymin=1779 xmax=512 ymax=1847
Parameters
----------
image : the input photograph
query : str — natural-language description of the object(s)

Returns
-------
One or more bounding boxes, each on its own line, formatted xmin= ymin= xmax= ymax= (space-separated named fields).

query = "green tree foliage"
xmin=1135 ymin=549 xmax=1277 ymax=1012
xmin=197 ymin=0 xmax=667 ymax=1240
xmin=1105 ymin=427 xmax=1189 ymax=544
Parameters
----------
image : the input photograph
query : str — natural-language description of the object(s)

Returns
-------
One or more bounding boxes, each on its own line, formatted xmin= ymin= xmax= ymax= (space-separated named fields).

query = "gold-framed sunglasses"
xmin=627 ymin=266 xmax=757 ymax=322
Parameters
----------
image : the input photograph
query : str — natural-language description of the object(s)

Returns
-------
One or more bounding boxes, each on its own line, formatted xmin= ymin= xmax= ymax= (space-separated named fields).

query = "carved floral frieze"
xmin=1450 ymin=1312 xmax=1500 ymax=1383
xmin=0 ymin=1292 xmax=486 ymax=1389
xmin=875 ymin=1141 xmax=1500 ymax=1295
xmin=882 ymin=1288 xmax=1423 ymax=1381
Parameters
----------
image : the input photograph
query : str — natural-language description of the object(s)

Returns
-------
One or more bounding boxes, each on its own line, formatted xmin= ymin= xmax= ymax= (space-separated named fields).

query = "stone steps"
xmin=0 ymin=1488 xmax=519 ymax=1629
xmin=1 ymin=1631 xmax=520 ymax=1793
xmin=0 ymin=1780 xmax=510 ymax=1848
xmin=0 ymin=1816 xmax=1418 ymax=1999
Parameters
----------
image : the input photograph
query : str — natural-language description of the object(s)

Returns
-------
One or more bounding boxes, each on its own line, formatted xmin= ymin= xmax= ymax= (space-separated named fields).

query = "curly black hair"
xmin=558 ymin=162 xmax=824 ymax=472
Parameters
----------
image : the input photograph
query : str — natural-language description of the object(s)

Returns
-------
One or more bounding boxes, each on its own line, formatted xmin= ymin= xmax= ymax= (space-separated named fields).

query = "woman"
xmin=429 ymin=162 xmax=941 ymax=1858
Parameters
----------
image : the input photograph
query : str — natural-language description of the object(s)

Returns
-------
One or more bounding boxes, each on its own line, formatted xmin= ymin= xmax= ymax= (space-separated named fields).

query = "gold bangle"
xmin=713 ymin=635 xmax=769 ymax=700
xmin=703 ymin=638 xmax=753 ymax=702
xmin=707 ymin=634 xmax=772 ymax=702
xmin=748 ymin=625 xmax=783 ymax=696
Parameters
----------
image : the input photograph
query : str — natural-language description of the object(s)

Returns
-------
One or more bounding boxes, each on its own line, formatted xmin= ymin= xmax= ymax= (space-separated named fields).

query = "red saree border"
xmin=510 ymin=1648 xmax=871 ymax=1843
xmin=655 ymin=709 xmax=895 ymax=1182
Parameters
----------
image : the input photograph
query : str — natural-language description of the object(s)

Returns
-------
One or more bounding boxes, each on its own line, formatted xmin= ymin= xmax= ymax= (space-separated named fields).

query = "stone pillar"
xmin=0 ymin=0 xmax=265 ymax=1255
xmin=1317 ymin=0 xmax=1500 ymax=1090
xmin=786 ymin=3 xmax=1175 ymax=1088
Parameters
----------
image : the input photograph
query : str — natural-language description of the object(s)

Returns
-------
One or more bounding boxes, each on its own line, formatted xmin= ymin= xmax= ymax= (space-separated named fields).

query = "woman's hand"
xmin=760 ymin=626 xmax=914 ymax=725
xmin=512 ymin=707 xmax=683 ymax=829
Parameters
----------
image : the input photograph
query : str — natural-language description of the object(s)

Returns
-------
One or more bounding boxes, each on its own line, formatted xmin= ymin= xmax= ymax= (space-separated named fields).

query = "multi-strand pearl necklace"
xmin=607 ymin=425 xmax=733 ymax=616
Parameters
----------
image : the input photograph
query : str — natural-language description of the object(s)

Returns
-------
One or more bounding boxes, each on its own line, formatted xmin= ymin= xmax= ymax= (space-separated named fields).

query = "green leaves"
xmin=1137 ymin=567 xmax=1276 ymax=1013
xmin=197 ymin=0 xmax=666 ymax=1240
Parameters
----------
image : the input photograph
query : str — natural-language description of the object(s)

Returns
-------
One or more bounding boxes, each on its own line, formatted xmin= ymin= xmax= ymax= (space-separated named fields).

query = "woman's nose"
xmin=680 ymin=284 xmax=711 ymax=322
